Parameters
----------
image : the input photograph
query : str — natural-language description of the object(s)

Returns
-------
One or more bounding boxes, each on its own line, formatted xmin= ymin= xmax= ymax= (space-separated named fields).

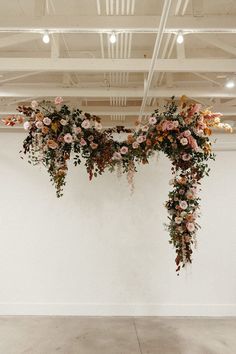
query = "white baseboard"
xmin=0 ymin=303 xmax=235 ymax=316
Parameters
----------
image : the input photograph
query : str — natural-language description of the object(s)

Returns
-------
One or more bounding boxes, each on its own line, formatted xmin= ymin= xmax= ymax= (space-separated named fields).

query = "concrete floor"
xmin=0 ymin=317 xmax=235 ymax=354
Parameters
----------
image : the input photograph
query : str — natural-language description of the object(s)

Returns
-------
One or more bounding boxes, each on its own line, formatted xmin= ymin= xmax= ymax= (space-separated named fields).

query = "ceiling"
xmin=0 ymin=0 xmax=236 ymax=128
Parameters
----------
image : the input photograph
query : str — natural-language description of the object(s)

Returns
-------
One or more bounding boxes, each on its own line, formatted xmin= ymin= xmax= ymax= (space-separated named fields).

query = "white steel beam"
xmin=0 ymin=86 xmax=236 ymax=98
xmin=0 ymin=58 xmax=235 ymax=72
xmin=0 ymin=16 xmax=235 ymax=33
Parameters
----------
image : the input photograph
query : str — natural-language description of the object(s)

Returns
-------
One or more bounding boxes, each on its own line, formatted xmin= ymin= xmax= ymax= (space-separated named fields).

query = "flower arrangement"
xmin=3 ymin=96 xmax=232 ymax=273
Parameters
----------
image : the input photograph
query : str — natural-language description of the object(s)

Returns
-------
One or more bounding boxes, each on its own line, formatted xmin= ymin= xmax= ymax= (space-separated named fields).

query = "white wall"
xmin=0 ymin=131 xmax=235 ymax=316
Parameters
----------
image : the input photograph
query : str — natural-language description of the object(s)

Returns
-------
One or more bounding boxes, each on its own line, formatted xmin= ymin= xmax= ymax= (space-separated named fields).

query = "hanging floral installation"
xmin=2 ymin=96 xmax=232 ymax=273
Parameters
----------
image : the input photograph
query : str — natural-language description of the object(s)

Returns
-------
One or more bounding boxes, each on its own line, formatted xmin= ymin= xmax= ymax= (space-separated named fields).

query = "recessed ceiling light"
xmin=42 ymin=31 xmax=50 ymax=44
xmin=225 ymin=80 xmax=235 ymax=89
xmin=109 ymin=32 xmax=117 ymax=44
xmin=176 ymin=31 xmax=184 ymax=44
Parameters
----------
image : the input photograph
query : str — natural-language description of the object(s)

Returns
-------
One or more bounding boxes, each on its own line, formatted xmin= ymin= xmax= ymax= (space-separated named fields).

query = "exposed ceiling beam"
xmin=0 ymin=33 xmax=39 ymax=49
xmin=0 ymin=16 xmax=235 ymax=33
xmin=0 ymin=58 xmax=235 ymax=72
xmin=0 ymin=105 xmax=235 ymax=116
xmin=1 ymin=86 xmax=236 ymax=98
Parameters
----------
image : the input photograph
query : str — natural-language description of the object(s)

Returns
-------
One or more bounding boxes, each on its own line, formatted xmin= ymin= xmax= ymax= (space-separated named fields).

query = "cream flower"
xmin=132 ymin=141 xmax=139 ymax=149
xmin=175 ymin=217 xmax=182 ymax=224
xmin=180 ymin=137 xmax=188 ymax=146
xmin=60 ymin=119 xmax=67 ymax=126
xmin=137 ymin=136 xmax=144 ymax=143
xmin=43 ymin=117 xmax=52 ymax=126
xmin=183 ymin=130 xmax=191 ymax=137
xmin=31 ymin=100 xmax=38 ymax=109
xmin=182 ymin=153 xmax=191 ymax=161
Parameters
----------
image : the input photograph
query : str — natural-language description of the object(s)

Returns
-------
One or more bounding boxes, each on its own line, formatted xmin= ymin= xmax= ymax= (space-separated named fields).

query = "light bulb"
xmin=109 ymin=32 xmax=117 ymax=44
xmin=177 ymin=31 xmax=184 ymax=44
xmin=42 ymin=31 xmax=50 ymax=44
xmin=225 ymin=80 xmax=235 ymax=89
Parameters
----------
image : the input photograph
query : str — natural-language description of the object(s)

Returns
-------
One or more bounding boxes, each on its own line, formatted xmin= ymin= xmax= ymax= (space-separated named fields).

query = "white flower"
xmin=43 ymin=117 xmax=52 ymax=126
xmin=169 ymin=179 xmax=175 ymax=186
xmin=64 ymin=133 xmax=73 ymax=143
xmin=183 ymin=130 xmax=191 ymax=137
xmin=81 ymin=119 xmax=90 ymax=129
xmin=120 ymin=146 xmax=128 ymax=154
xmin=141 ymin=125 xmax=149 ymax=132
xmin=35 ymin=121 xmax=43 ymax=129
xmin=148 ymin=116 xmax=157 ymax=125
xmin=23 ymin=121 xmax=30 ymax=130
xmin=132 ymin=141 xmax=139 ymax=149
xmin=31 ymin=100 xmax=38 ymax=109
xmin=95 ymin=122 xmax=102 ymax=131
xmin=60 ymin=119 xmax=67 ymax=126
xmin=186 ymin=222 xmax=195 ymax=232
xmin=179 ymin=200 xmax=188 ymax=210
xmin=112 ymin=152 xmax=122 ymax=160
xmin=180 ymin=137 xmax=188 ymax=146
xmin=175 ymin=217 xmax=182 ymax=224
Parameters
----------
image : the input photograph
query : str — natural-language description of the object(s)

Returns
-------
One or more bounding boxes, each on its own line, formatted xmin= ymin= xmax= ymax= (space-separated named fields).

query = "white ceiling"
xmin=0 ymin=0 xmax=236 ymax=127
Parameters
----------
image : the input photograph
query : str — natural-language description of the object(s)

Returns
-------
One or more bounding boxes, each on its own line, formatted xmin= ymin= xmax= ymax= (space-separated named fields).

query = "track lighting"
xmin=109 ymin=32 xmax=117 ymax=44
xmin=176 ymin=31 xmax=184 ymax=44
xmin=42 ymin=31 xmax=50 ymax=44
xmin=225 ymin=79 xmax=235 ymax=89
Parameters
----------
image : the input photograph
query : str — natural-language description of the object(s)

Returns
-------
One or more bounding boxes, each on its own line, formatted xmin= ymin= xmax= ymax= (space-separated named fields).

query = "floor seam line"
xmin=133 ymin=318 xmax=143 ymax=354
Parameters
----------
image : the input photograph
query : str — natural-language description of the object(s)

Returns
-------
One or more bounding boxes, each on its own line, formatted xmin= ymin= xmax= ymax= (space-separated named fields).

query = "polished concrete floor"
xmin=0 ymin=316 xmax=235 ymax=354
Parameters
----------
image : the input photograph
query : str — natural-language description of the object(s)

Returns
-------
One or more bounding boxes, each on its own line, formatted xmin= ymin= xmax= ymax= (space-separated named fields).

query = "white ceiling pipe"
xmin=139 ymin=0 xmax=172 ymax=119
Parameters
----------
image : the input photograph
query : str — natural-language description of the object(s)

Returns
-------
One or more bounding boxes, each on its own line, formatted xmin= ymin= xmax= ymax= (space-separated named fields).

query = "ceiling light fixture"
xmin=42 ymin=31 xmax=50 ymax=44
xmin=109 ymin=32 xmax=117 ymax=44
xmin=225 ymin=79 xmax=235 ymax=89
xmin=176 ymin=31 xmax=184 ymax=44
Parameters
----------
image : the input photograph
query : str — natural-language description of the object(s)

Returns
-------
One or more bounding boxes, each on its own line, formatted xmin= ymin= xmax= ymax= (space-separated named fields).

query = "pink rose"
xmin=183 ymin=130 xmax=191 ymax=137
xmin=74 ymin=127 xmax=82 ymax=134
xmin=80 ymin=138 xmax=87 ymax=146
xmin=180 ymin=137 xmax=188 ymax=146
xmin=64 ymin=133 xmax=73 ymax=144
xmin=81 ymin=119 xmax=90 ymax=129
xmin=137 ymin=136 xmax=144 ymax=144
xmin=43 ymin=117 xmax=52 ymax=126
xmin=182 ymin=153 xmax=191 ymax=161
xmin=132 ymin=141 xmax=139 ymax=149
xmin=162 ymin=120 xmax=168 ymax=131
xmin=166 ymin=121 xmax=175 ymax=130
xmin=35 ymin=121 xmax=43 ymax=129
xmin=189 ymin=103 xmax=201 ymax=116
xmin=186 ymin=222 xmax=195 ymax=232
xmin=179 ymin=200 xmax=188 ymax=210
xmin=112 ymin=152 xmax=122 ymax=160
xmin=54 ymin=96 xmax=63 ymax=105
xmin=120 ymin=146 xmax=128 ymax=154
xmin=188 ymin=136 xmax=199 ymax=151
xmin=31 ymin=100 xmax=38 ymax=109
xmin=23 ymin=121 xmax=30 ymax=130
xmin=148 ymin=116 xmax=157 ymax=125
